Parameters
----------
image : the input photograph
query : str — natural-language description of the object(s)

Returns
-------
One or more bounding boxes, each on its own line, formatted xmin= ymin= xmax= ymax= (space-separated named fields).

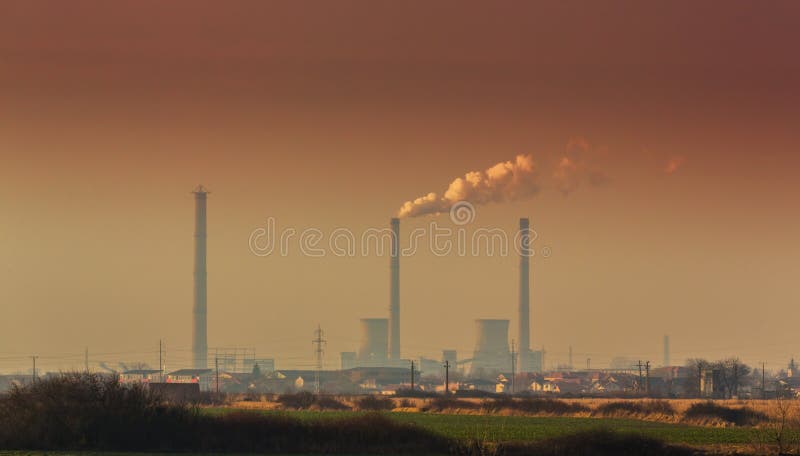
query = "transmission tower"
xmin=312 ymin=325 xmax=327 ymax=394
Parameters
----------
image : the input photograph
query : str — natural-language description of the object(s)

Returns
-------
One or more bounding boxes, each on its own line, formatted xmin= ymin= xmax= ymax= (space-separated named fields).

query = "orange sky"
xmin=1 ymin=1 xmax=799 ymax=372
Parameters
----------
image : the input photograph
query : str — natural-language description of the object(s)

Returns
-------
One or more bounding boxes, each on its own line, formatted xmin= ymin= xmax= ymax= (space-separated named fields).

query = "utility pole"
xmin=698 ymin=363 xmax=703 ymax=398
xmin=85 ymin=347 xmax=89 ymax=373
xmin=31 ymin=356 xmax=38 ymax=384
xmin=443 ymin=360 xmax=450 ymax=395
xmin=586 ymin=358 xmax=591 ymax=371
xmin=312 ymin=325 xmax=326 ymax=394
xmin=645 ymin=361 xmax=651 ymax=397
xmin=568 ymin=346 xmax=573 ymax=371
xmin=410 ymin=360 xmax=415 ymax=391
xmin=762 ymin=361 xmax=766 ymax=400
xmin=638 ymin=360 xmax=644 ymax=394
xmin=159 ymin=340 xmax=163 ymax=377
xmin=510 ymin=339 xmax=516 ymax=395
xmin=215 ymin=356 xmax=219 ymax=394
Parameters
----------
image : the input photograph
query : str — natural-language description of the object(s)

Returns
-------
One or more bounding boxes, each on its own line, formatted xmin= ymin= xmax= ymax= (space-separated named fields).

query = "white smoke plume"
xmin=552 ymin=137 xmax=609 ymax=195
xmin=397 ymin=154 xmax=539 ymax=218
xmin=396 ymin=139 xmax=609 ymax=218
xmin=664 ymin=155 xmax=685 ymax=174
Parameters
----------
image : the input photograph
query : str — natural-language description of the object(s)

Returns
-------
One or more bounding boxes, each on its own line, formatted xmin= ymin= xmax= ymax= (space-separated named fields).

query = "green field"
xmin=205 ymin=408 xmax=772 ymax=446
xmin=4 ymin=409 xmax=794 ymax=455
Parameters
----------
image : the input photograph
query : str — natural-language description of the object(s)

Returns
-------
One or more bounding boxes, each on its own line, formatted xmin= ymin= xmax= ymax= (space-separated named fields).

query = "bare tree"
xmin=752 ymin=395 xmax=800 ymax=455
xmin=714 ymin=358 xmax=751 ymax=399
xmin=685 ymin=358 xmax=710 ymax=398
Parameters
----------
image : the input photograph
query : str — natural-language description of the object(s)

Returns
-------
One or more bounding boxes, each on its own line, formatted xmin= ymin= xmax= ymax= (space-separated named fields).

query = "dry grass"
xmin=221 ymin=395 xmax=797 ymax=429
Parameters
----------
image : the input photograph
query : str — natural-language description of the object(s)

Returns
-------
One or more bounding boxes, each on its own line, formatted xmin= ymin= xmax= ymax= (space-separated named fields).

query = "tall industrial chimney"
xmin=192 ymin=186 xmax=208 ymax=369
xmin=518 ymin=217 xmax=531 ymax=371
xmin=388 ymin=218 xmax=400 ymax=361
xmin=663 ymin=335 xmax=670 ymax=367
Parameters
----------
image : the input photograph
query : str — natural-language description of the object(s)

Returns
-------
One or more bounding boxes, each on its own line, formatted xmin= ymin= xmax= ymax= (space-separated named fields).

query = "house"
xmin=531 ymin=379 xmax=561 ymax=393
xmin=120 ymin=369 xmax=162 ymax=384
xmin=461 ymin=378 xmax=498 ymax=393
xmin=166 ymin=368 xmax=213 ymax=390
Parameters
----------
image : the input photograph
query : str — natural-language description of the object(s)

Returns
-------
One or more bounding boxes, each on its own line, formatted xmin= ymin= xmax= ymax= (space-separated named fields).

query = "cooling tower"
xmin=388 ymin=218 xmax=400 ymax=361
xmin=192 ymin=186 xmax=208 ymax=369
xmin=358 ymin=318 xmax=388 ymax=366
xmin=518 ymin=217 xmax=532 ymax=371
xmin=471 ymin=319 xmax=511 ymax=374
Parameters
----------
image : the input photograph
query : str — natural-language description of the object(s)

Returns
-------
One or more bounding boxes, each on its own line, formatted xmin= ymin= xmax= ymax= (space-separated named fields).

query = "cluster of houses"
xmin=3 ymin=361 xmax=799 ymax=399
xmin=110 ymin=363 xmax=800 ymax=399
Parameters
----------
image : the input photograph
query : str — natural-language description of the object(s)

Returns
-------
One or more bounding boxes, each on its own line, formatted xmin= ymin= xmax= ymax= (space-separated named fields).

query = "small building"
xmin=120 ymin=369 xmax=162 ymax=384
xmin=167 ymin=368 xmax=213 ymax=390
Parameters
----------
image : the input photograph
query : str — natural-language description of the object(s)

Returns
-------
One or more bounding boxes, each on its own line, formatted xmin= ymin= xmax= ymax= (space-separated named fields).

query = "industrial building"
xmin=186 ymin=193 xmax=545 ymax=383
xmin=357 ymin=318 xmax=389 ymax=366
xmin=470 ymin=319 xmax=512 ymax=375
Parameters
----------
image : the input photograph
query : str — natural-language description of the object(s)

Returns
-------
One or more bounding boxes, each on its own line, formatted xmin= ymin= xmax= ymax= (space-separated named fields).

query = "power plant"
xmin=338 ymin=214 xmax=546 ymax=375
xmin=184 ymin=186 xmax=545 ymax=377
xmin=192 ymin=185 xmax=208 ymax=369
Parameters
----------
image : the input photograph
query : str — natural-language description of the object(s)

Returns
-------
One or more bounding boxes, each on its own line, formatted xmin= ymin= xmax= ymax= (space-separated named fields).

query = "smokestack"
xmin=192 ymin=186 xmax=208 ymax=369
xmin=663 ymin=335 xmax=670 ymax=367
xmin=518 ymin=217 xmax=531 ymax=371
xmin=388 ymin=218 xmax=400 ymax=361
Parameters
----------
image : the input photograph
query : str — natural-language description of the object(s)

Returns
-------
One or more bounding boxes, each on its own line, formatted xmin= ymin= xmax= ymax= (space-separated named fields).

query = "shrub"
xmin=393 ymin=388 xmax=439 ymax=398
xmin=354 ymin=395 xmax=395 ymax=411
xmin=0 ymin=374 xmax=450 ymax=453
xmin=277 ymin=391 xmax=317 ymax=409
xmin=684 ymin=401 xmax=768 ymax=426
xmin=428 ymin=397 xmax=480 ymax=412
xmin=0 ymin=373 xmax=195 ymax=450
xmin=594 ymin=400 xmax=675 ymax=417
xmin=483 ymin=396 xmax=590 ymax=415
xmin=452 ymin=389 xmax=501 ymax=399
xmin=314 ymin=395 xmax=350 ymax=410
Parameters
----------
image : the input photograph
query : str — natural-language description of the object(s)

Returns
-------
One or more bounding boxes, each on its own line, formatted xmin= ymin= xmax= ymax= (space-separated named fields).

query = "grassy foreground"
xmin=4 ymin=376 xmax=796 ymax=454
xmin=206 ymin=408 xmax=778 ymax=446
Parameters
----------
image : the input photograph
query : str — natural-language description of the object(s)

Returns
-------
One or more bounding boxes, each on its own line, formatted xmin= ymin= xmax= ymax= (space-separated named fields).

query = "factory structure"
xmin=340 ymin=217 xmax=543 ymax=376
xmin=188 ymin=187 xmax=542 ymax=382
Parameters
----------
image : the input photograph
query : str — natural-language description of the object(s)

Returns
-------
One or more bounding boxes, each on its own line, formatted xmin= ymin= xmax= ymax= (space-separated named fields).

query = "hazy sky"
xmin=2 ymin=1 xmax=799 ymax=373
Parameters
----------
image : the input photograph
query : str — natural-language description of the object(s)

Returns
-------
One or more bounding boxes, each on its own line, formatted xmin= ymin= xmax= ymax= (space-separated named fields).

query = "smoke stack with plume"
xmin=397 ymin=155 xmax=539 ymax=218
